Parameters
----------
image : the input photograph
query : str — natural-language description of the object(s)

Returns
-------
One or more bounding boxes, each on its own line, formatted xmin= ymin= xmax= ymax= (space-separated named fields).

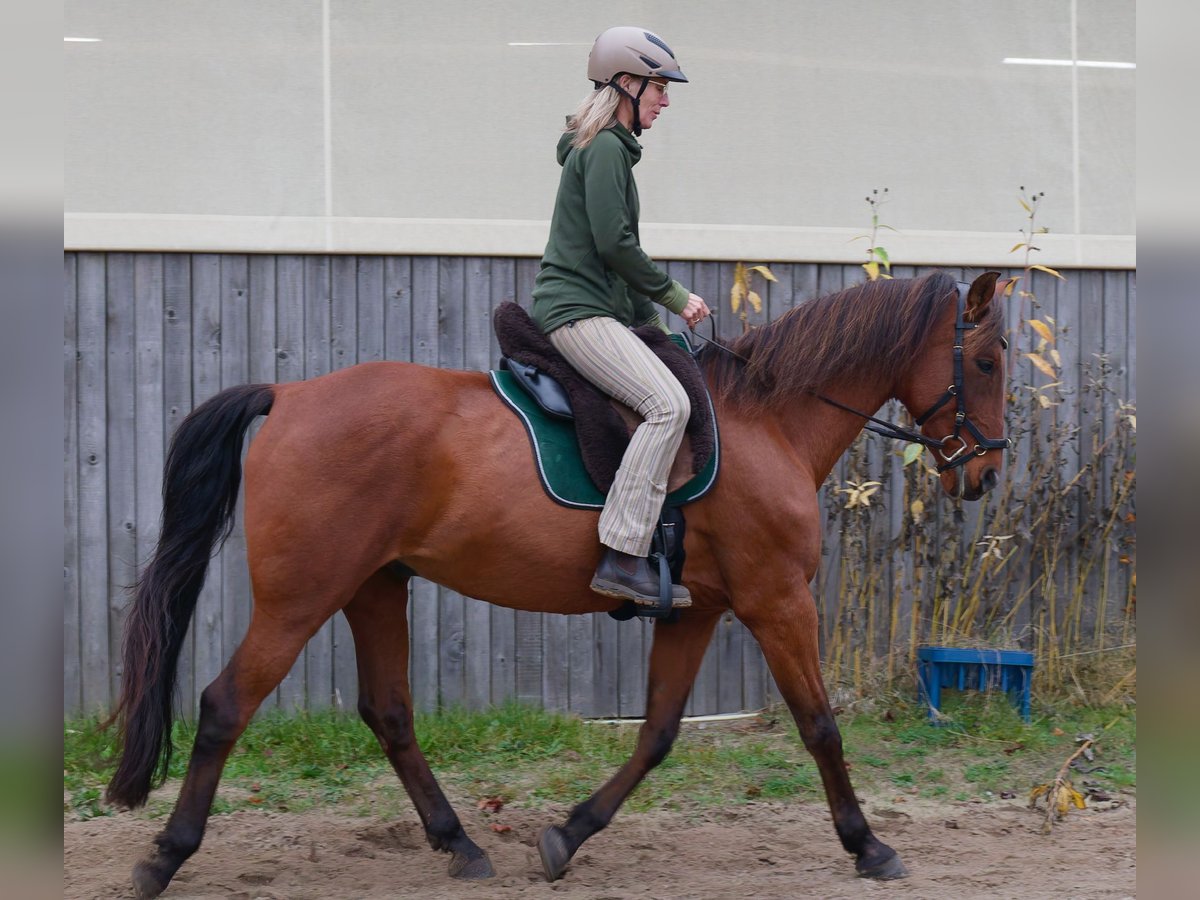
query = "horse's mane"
xmin=704 ymin=271 xmax=1004 ymax=411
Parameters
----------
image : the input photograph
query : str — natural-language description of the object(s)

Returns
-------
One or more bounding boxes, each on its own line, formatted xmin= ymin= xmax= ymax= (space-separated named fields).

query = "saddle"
xmin=492 ymin=302 xmax=716 ymax=494
xmin=490 ymin=303 xmax=718 ymax=621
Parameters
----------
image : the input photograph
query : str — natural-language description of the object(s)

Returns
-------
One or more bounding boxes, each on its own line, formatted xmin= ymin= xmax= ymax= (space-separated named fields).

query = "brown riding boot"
xmin=590 ymin=548 xmax=692 ymax=608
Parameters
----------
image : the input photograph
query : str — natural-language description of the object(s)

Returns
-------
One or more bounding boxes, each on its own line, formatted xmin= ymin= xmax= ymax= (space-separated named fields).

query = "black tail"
xmin=105 ymin=383 xmax=274 ymax=808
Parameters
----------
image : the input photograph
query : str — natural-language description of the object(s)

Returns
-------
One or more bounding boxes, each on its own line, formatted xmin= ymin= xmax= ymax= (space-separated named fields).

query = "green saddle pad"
xmin=489 ymin=369 xmax=720 ymax=511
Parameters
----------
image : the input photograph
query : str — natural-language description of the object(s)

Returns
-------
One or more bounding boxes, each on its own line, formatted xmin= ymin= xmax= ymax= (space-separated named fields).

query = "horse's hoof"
xmin=537 ymin=825 xmax=573 ymax=882
xmin=131 ymin=860 xmax=171 ymax=899
xmin=857 ymin=849 xmax=909 ymax=880
xmin=448 ymin=849 xmax=495 ymax=879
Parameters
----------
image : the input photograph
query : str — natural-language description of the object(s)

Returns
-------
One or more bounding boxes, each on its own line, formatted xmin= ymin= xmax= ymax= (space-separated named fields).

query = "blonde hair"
xmin=565 ymin=85 xmax=623 ymax=149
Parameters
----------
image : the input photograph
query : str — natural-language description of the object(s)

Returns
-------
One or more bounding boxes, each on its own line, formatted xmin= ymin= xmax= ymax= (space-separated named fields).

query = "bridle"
xmin=815 ymin=282 xmax=1011 ymax=473
xmin=687 ymin=281 xmax=1011 ymax=474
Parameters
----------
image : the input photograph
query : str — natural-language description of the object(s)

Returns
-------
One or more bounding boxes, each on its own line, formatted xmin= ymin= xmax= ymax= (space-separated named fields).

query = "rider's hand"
xmin=680 ymin=293 xmax=710 ymax=329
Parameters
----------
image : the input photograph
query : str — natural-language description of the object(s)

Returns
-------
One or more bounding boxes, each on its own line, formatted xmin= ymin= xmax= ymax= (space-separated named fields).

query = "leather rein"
xmin=685 ymin=281 xmax=1011 ymax=473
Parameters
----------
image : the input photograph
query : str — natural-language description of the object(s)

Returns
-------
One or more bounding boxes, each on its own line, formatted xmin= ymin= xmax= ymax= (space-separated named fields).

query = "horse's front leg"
xmin=538 ymin=609 xmax=720 ymax=881
xmin=740 ymin=584 xmax=908 ymax=880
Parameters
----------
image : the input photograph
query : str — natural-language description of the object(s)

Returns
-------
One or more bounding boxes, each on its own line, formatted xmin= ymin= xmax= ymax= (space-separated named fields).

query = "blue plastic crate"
xmin=916 ymin=646 xmax=1034 ymax=723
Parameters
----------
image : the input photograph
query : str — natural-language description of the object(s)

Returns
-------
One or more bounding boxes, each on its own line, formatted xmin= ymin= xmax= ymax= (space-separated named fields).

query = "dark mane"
xmin=704 ymin=271 xmax=1001 ymax=411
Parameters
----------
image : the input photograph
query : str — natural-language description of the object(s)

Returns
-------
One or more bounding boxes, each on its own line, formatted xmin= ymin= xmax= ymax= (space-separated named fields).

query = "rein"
xmin=684 ymin=282 xmax=1010 ymax=473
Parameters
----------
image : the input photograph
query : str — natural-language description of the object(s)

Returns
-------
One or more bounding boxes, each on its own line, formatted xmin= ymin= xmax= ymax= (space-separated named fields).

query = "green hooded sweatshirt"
xmin=530 ymin=122 xmax=689 ymax=334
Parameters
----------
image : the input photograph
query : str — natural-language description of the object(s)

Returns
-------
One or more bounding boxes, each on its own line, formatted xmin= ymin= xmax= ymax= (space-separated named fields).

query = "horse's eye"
xmin=977 ymin=359 xmax=995 ymax=375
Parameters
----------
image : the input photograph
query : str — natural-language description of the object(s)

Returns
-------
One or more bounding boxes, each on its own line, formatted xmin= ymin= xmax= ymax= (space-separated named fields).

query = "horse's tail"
xmin=105 ymin=383 xmax=275 ymax=809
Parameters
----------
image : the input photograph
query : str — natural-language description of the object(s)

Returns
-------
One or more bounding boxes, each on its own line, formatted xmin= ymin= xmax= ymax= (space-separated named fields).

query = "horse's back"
xmin=274 ymin=360 xmax=489 ymax=414
xmin=241 ymin=360 xmax=605 ymax=608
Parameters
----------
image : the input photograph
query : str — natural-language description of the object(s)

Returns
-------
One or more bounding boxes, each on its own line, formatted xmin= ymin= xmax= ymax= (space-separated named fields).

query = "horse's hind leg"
xmin=741 ymin=588 xmax=908 ymax=880
xmin=131 ymin=612 xmax=318 ymax=899
xmin=343 ymin=567 xmax=495 ymax=879
xmin=538 ymin=609 xmax=720 ymax=881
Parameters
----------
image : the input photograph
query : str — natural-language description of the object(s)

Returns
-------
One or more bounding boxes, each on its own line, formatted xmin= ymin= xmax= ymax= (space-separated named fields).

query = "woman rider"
xmin=531 ymin=26 xmax=711 ymax=608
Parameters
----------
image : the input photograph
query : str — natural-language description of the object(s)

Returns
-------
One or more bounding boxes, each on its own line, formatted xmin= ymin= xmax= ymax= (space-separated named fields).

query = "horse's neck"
xmin=780 ymin=377 xmax=894 ymax=485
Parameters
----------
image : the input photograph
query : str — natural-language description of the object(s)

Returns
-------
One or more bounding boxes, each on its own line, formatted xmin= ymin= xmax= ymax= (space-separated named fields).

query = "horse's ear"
xmin=964 ymin=271 xmax=1002 ymax=322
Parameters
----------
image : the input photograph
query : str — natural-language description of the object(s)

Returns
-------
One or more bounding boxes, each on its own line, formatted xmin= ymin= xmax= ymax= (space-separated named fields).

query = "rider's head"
xmin=584 ymin=26 xmax=687 ymax=139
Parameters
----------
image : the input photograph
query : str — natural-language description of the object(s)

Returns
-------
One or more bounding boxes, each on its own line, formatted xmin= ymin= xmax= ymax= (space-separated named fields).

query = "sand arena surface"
xmin=65 ymin=791 xmax=1134 ymax=899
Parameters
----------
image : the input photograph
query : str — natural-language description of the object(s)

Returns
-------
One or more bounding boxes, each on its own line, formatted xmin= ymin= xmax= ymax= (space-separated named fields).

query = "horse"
xmin=105 ymin=269 xmax=1008 ymax=897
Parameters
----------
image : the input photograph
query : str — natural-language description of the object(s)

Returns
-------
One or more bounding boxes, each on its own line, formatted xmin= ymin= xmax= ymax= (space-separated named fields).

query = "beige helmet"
xmin=587 ymin=26 xmax=688 ymax=87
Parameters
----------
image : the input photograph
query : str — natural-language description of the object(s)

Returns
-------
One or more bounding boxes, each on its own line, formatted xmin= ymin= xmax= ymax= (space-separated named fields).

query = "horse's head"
xmin=901 ymin=271 xmax=1010 ymax=501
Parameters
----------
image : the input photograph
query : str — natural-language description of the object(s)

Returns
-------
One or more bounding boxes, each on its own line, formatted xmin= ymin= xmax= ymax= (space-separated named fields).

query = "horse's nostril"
xmin=982 ymin=467 xmax=999 ymax=492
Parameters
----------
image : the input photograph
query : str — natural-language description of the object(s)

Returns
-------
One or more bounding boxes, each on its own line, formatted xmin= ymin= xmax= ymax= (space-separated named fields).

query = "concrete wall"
xmin=65 ymin=1 xmax=1134 ymax=266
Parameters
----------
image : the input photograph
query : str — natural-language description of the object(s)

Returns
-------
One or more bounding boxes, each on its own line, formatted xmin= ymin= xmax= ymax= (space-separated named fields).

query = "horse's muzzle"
xmin=980 ymin=466 xmax=1000 ymax=494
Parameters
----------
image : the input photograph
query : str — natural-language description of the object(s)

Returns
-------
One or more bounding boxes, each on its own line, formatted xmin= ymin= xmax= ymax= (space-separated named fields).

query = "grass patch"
xmin=65 ymin=695 xmax=1134 ymax=822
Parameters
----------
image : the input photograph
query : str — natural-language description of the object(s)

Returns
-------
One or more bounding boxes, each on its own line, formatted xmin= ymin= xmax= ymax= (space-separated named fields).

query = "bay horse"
xmin=106 ymin=270 xmax=1008 ymax=897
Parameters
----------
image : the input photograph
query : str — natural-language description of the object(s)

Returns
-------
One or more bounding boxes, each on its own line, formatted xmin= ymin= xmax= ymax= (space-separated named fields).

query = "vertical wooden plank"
xmin=463 ymin=257 xmax=494 ymax=710
xmin=106 ymin=254 xmax=138 ymax=707
xmin=330 ymin=255 xmax=360 ymax=711
xmin=1077 ymin=270 xmax=1107 ymax=639
xmin=514 ymin=258 xmax=540 ymax=308
xmin=133 ymin=254 xmax=165 ymax=715
xmin=357 ymin=256 xmax=385 ymax=365
xmin=1108 ymin=271 xmax=1135 ymax=628
xmin=591 ymin=599 xmax=619 ymax=717
xmin=488 ymin=258 xmax=518 ymax=705
xmin=690 ymin=636 xmax=721 ymax=716
xmin=219 ymin=256 xmax=252 ymax=698
xmin=765 ymin=260 xmax=795 ymax=320
xmin=410 ymin=256 xmax=441 ymax=710
xmin=383 ymin=256 xmax=413 ymax=363
xmin=488 ymin=256 xmax=515 ymax=367
xmin=249 ymin=256 xmax=279 ymax=385
xmin=515 ymin=606 xmax=544 ymax=706
xmin=1124 ymin=272 xmax=1136 ymax=404
xmin=330 ymin=256 xmax=358 ymax=373
xmin=462 ymin=256 xmax=492 ymax=375
xmin=273 ymin=255 xmax=307 ymax=710
xmin=567 ymin=614 xmax=596 ymax=716
xmin=302 ymin=255 xmax=334 ymax=708
xmin=63 ymin=255 xmax=82 ymax=715
xmin=77 ymin=252 xmax=110 ymax=714
xmin=162 ymin=255 xmax=196 ymax=715
xmin=540 ymin=613 xmax=572 ymax=711
xmin=191 ymin=254 xmax=224 ymax=707
xmin=616 ymin=618 xmax=648 ymax=718
xmin=791 ymin=262 xmax=819 ymax=308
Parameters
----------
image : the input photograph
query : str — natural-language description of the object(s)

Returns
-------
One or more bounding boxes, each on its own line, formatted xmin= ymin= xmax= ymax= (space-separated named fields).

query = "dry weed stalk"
xmin=811 ymin=189 xmax=1136 ymax=701
xmin=1028 ymin=715 xmax=1122 ymax=834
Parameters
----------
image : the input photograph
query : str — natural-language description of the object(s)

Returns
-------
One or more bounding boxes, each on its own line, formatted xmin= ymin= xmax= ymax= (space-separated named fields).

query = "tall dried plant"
xmin=816 ymin=189 xmax=1135 ymax=702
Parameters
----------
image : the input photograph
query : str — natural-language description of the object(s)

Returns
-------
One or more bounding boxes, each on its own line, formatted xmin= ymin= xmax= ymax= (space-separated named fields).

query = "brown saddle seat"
xmin=493 ymin=302 xmax=715 ymax=494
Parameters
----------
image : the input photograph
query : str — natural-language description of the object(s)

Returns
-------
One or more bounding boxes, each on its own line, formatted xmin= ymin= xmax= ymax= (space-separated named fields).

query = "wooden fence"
xmin=63 ymin=252 xmax=1136 ymax=718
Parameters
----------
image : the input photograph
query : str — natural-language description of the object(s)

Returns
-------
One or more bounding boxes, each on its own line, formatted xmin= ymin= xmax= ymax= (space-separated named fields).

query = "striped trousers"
xmin=548 ymin=316 xmax=690 ymax=557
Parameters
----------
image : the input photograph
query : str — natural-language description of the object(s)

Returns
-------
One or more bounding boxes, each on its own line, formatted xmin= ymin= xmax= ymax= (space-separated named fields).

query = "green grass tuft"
xmin=64 ymin=696 xmax=1134 ymax=821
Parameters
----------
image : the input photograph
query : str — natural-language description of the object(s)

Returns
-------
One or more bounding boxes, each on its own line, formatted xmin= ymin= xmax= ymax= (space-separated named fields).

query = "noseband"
xmin=814 ymin=282 xmax=1011 ymax=473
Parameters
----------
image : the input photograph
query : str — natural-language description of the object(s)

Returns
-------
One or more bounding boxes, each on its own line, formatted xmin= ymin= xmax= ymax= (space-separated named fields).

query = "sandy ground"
xmin=64 ymin=792 xmax=1135 ymax=900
